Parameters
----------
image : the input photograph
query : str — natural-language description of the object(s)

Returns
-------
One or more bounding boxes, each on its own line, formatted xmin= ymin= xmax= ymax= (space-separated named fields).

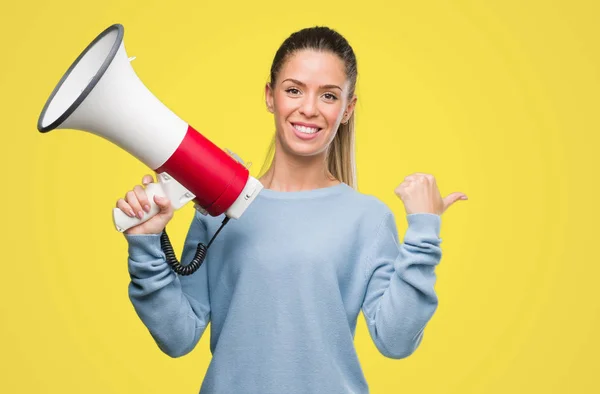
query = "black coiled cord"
xmin=160 ymin=217 xmax=230 ymax=276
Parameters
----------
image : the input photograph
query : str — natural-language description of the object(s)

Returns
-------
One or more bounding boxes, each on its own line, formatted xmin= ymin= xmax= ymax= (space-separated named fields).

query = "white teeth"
xmin=293 ymin=124 xmax=320 ymax=134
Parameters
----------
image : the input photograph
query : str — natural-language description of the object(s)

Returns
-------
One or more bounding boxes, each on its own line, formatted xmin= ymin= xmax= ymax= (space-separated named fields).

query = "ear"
xmin=342 ymin=95 xmax=357 ymax=123
xmin=265 ymin=83 xmax=275 ymax=113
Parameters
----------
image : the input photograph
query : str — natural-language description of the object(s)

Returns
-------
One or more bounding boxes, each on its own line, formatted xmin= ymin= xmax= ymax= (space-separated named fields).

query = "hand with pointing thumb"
xmin=394 ymin=172 xmax=468 ymax=216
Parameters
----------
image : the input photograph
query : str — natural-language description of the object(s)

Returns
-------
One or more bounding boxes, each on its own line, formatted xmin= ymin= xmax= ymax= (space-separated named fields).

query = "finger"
xmin=411 ymin=173 xmax=435 ymax=184
xmin=404 ymin=175 xmax=426 ymax=184
xmin=126 ymin=190 xmax=144 ymax=219
xmin=142 ymin=174 xmax=154 ymax=186
xmin=394 ymin=183 xmax=410 ymax=198
xmin=443 ymin=192 xmax=468 ymax=211
xmin=154 ymin=195 xmax=173 ymax=215
xmin=416 ymin=173 xmax=435 ymax=183
xmin=116 ymin=198 xmax=136 ymax=218
xmin=134 ymin=185 xmax=151 ymax=213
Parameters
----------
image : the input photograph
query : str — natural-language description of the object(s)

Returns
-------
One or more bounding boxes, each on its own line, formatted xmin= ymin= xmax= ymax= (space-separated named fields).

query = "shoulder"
xmin=337 ymin=184 xmax=397 ymax=236
xmin=342 ymin=184 xmax=394 ymax=217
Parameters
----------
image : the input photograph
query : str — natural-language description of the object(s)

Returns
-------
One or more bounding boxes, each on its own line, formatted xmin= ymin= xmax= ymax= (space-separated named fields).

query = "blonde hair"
xmin=328 ymin=114 xmax=357 ymax=188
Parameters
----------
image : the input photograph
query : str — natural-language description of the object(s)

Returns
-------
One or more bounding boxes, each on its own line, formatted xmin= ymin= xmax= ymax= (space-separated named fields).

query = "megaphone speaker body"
xmin=38 ymin=24 xmax=263 ymax=232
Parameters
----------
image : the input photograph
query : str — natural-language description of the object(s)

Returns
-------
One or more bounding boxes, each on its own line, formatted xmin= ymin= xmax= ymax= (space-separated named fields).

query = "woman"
xmin=118 ymin=26 xmax=467 ymax=394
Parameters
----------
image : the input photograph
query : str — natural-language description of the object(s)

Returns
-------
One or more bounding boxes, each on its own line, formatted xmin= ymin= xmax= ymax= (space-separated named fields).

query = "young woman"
xmin=117 ymin=26 xmax=467 ymax=394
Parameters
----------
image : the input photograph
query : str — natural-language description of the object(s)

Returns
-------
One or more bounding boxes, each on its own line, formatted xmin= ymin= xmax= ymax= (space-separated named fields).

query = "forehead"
xmin=278 ymin=50 xmax=347 ymax=86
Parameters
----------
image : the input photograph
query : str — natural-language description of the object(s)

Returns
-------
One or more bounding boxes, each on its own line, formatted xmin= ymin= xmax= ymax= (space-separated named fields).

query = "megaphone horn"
xmin=37 ymin=23 xmax=263 ymax=235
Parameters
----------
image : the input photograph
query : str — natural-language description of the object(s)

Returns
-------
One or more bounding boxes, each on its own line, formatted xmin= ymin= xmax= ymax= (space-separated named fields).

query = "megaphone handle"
xmin=112 ymin=183 xmax=166 ymax=232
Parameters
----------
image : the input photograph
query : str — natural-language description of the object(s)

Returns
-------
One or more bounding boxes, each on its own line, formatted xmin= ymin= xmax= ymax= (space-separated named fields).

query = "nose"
xmin=299 ymin=95 xmax=318 ymax=118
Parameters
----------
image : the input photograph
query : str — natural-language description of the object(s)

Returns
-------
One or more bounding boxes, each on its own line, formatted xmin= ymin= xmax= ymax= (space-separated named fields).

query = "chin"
xmin=282 ymin=133 xmax=330 ymax=158
xmin=288 ymin=145 xmax=324 ymax=157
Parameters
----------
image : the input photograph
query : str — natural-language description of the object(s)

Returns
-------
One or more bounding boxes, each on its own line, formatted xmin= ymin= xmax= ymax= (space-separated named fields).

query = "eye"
xmin=285 ymin=88 xmax=301 ymax=95
xmin=323 ymin=93 xmax=338 ymax=101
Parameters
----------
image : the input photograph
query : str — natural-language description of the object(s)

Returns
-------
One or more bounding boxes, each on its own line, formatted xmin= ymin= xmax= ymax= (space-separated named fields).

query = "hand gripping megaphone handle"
xmin=112 ymin=173 xmax=196 ymax=232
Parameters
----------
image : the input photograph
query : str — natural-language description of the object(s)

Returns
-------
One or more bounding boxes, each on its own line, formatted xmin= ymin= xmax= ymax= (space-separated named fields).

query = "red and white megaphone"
xmin=37 ymin=23 xmax=263 ymax=233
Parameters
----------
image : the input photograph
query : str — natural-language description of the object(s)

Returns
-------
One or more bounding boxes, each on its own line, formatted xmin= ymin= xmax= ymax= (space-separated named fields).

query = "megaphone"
xmin=37 ymin=23 xmax=263 ymax=231
xmin=37 ymin=23 xmax=264 ymax=275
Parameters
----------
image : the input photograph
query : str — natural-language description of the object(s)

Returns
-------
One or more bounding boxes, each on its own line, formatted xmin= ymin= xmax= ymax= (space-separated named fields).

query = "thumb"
xmin=154 ymin=195 xmax=173 ymax=214
xmin=442 ymin=192 xmax=468 ymax=212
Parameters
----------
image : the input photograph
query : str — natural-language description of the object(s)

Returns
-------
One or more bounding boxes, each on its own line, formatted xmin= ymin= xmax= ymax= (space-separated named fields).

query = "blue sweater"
xmin=124 ymin=182 xmax=442 ymax=394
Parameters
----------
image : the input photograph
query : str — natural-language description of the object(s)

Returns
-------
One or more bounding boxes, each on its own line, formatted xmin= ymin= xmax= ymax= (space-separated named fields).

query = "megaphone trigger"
xmin=225 ymin=149 xmax=244 ymax=165
xmin=226 ymin=149 xmax=252 ymax=169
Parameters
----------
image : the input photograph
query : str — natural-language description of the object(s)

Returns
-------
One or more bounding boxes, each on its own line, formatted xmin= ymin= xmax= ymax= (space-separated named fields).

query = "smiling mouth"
xmin=291 ymin=123 xmax=322 ymax=134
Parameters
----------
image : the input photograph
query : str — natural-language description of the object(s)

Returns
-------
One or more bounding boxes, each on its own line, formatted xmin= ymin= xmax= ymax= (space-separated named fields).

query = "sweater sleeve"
xmin=124 ymin=211 xmax=211 ymax=358
xmin=361 ymin=211 xmax=442 ymax=359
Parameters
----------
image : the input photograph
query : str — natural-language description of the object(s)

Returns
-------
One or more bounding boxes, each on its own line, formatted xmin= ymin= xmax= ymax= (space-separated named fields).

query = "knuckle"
xmin=134 ymin=186 xmax=148 ymax=199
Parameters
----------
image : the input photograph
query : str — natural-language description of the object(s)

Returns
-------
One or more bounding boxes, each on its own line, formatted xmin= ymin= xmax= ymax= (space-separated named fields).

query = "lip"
xmin=289 ymin=122 xmax=322 ymax=141
xmin=291 ymin=121 xmax=322 ymax=129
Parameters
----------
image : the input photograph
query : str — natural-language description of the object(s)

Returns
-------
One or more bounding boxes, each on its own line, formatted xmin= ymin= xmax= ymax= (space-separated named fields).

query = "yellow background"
xmin=1 ymin=0 xmax=598 ymax=392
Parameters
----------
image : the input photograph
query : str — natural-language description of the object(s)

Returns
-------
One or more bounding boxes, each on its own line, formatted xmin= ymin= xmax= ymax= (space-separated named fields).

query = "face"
xmin=265 ymin=50 xmax=357 ymax=158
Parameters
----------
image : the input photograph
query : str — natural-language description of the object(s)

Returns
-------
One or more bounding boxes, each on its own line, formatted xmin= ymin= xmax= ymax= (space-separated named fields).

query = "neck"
xmin=259 ymin=141 xmax=339 ymax=192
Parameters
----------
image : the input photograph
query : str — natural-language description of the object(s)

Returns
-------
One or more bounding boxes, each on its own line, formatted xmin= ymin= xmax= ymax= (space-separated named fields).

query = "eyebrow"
xmin=281 ymin=78 xmax=343 ymax=91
